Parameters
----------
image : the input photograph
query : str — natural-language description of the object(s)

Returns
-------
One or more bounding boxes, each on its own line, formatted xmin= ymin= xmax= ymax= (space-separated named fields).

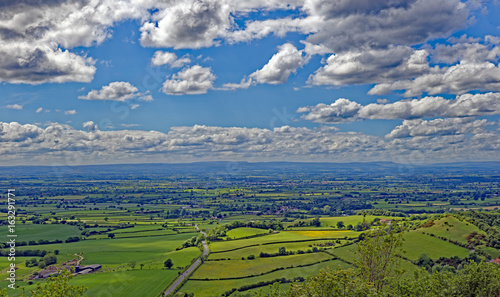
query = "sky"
xmin=0 ymin=0 xmax=499 ymax=166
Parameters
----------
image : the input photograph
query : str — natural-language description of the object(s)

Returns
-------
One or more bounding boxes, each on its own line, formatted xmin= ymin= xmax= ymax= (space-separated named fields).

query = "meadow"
xmin=416 ymin=215 xmax=483 ymax=245
xmin=402 ymin=232 xmax=470 ymax=260
xmin=181 ymin=259 xmax=352 ymax=296
xmin=210 ymin=230 xmax=359 ymax=253
xmin=226 ymin=227 xmax=268 ymax=239
xmin=192 ymin=252 xmax=333 ymax=279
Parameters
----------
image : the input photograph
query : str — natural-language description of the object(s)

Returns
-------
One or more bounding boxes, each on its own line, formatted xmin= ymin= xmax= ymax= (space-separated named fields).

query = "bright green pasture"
xmin=416 ymin=215 xmax=483 ymax=245
xmin=402 ymin=232 xmax=470 ymax=260
xmin=226 ymin=227 xmax=268 ymax=239
xmin=321 ymin=231 xmax=470 ymax=263
xmin=192 ymin=252 xmax=332 ymax=279
xmin=17 ymin=233 xmax=198 ymax=267
xmin=182 ymin=259 xmax=351 ymax=297
xmin=71 ymin=269 xmax=178 ymax=297
xmin=1 ymin=269 xmax=178 ymax=297
xmin=0 ymin=223 xmax=80 ymax=242
xmin=163 ymin=247 xmax=201 ymax=269
xmin=210 ymin=231 xmax=356 ymax=253
xmin=319 ymin=215 xmax=397 ymax=228
xmin=326 ymin=243 xmax=357 ymax=262
xmin=209 ymin=240 xmax=345 ymax=260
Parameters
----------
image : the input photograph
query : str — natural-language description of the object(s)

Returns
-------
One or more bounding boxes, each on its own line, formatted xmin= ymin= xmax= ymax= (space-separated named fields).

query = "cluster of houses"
xmin=35 ymin=263 xmax=101 ymax=279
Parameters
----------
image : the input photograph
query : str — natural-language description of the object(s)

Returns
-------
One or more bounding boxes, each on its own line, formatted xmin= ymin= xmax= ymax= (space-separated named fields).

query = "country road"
xmin=164 ymin=225 xmax=209 ymax=296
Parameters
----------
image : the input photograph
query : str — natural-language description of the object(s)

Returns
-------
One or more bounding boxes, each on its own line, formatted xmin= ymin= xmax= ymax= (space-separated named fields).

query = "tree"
xmin=355 ymin=226 xmax=406 ymax=292
xmin=108 ymin=233 xmax=115 ymax=239
xmin=336 ymin=221 xmax=345 ymax=229
xmin=164 ymin=259 xmax=173 ymax=269
xmin=140 ymin=263 xmax=144 ymax=270
xmin=129 ymin=261 xmax=136 ymax=269
xmin=278 ymin=246 xmax=287 ymax=256
xmin=415 ymin=253 xmax=433 ymax=271
xmin=263 ymin=267 xmax=375 ymax=297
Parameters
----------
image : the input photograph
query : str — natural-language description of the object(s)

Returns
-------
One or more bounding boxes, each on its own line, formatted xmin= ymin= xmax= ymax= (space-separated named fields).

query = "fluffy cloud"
xmin=64 ymin=110 xmax=76 ymax=115
xmin=162 ymin=65 xmax=215 ymax=95
xmin=229 ymin=0 xmax=468 ymax=52
xmin=0 ymin=121 xmax=497 ymax=165
xmin=140 ymin=0 xmax=232 ymax=49
xmin=430 ymin=35 xmax=500 ymax=64
xmin=79 ymin=82 xmax=153 ymax=102
xmin=386 ymin=117 xmax=492 ymax=139
xmin=0 ymin=0 xmax=147 ymax=84
xmin=306 ymin=0 xmax=467 ymax=51
xmin=0 ymin=0 xmax=475 ymax=85
xmin=298 ymin=92 xmax=500 ymax=123
xmin=151 ymin=51 xmax=191 ymax=68
xmin=0 ymin=43 xmax=96 ymax=84
xmin=369 ymin=61 xmax=500 ymax=96
xmin=297 ymin=99 xmax=362 ymax=123
xmin=309 ymin=47 xmax=430 ymax=86
xmin=249 ymin=43 xmax=307 ymax=84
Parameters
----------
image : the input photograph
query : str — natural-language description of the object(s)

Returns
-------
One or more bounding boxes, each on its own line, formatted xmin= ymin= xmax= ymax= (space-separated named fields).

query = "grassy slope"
xmin=416 ymin=215 xmax=483 ymax=245
xmin=402 ymin=232 xmax=470 ymax=260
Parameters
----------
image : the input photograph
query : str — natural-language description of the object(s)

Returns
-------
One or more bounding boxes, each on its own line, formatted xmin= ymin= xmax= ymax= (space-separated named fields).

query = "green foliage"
xmin=355 ymin=226 xmax=405 ymax=291
xmin=164 ymin=258 xmax=174 ymax=269
xmin=24 ymin=269 xmax=87 ymax=297
xmin=278 ymin=247 xmax=286 ymax=256
xmin=383 ymin=261 xmax=500 ymax=297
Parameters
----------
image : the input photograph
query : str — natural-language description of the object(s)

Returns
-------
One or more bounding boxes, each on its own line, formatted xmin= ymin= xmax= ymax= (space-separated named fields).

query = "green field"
xmin=416 ymin=216 xmax=483 ymax=245
xmin=319 ymin=215 xmax=397 ymax=228
xmin=226 ymin=227 xmax=269 ymax=239
xmin=16 ymin=233 xmax=198 ymax=268
xmin=1 ymin=269 xmax=179 ymax=297
xmin=181 ymin=259 xmax=352 ymax=296
xmin=0 ymin=223 xmax=81 ymax=242
xmin=209 ymin=240 xmax=346 ymax=260
xmin=193 ymin=252 xmax=333 ymax=279
xmin=210 ymin=231 xmax=359 ymax=253
xmin=402 ymin=232 xmax=471 ymax=260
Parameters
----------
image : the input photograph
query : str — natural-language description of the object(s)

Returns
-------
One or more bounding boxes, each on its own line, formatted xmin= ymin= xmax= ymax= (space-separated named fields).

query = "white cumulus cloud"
xmin=162 ymin=65 xmax=216 ymax=95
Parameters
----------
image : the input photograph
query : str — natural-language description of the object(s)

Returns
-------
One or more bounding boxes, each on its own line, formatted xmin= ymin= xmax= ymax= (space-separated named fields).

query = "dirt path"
xmin=74 ymin=253 xmax=84 ymax=266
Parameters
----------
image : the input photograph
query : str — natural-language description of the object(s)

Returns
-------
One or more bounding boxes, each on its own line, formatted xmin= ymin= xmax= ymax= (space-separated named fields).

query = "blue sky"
xmin=0 ymin=0 xmax=499 ymax=165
